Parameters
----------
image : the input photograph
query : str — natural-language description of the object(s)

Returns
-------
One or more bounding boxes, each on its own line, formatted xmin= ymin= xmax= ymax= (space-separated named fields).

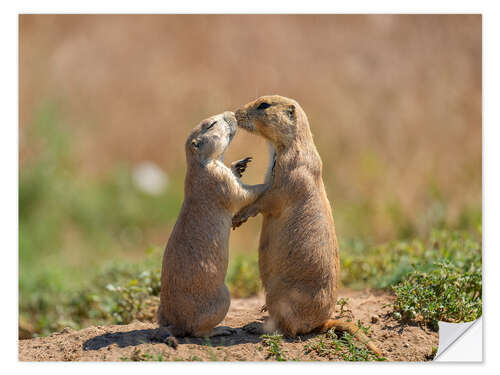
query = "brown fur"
xmin=233 ymin=96 xmax=381 ymax=356
xmin=157 ymin=111 xmax=268 ymax=338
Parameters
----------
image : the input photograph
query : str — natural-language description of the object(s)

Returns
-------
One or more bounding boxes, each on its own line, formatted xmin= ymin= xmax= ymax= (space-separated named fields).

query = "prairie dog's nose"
xmin=223 ymin=111 xmax=236 ymax=127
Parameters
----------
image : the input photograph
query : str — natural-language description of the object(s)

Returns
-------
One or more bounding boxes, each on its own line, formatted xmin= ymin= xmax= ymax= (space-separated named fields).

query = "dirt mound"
xmin=19 ymin=289 xmax=438 ymax=361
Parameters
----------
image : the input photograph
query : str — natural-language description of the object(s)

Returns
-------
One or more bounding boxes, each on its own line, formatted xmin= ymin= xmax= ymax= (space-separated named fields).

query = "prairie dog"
xmin=233 ymin=96 xmax=381 ymax=356
xmin=157 ymin=111 xmax=268 ymax=338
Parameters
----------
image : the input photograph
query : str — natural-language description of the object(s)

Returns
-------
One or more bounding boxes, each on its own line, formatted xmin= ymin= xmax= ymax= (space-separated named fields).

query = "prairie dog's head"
xmin=186 ymin=111 xmax=237 ymax=163
xmin=235 ymin=95 xmax=302 ymax=148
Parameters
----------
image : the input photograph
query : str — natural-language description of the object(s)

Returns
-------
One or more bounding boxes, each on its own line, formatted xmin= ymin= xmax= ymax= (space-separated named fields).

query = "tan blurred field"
xmin=20 ymin=14 xmax=481 ymax=244
xmin=18 ymin=14 xmax=482 ymax=338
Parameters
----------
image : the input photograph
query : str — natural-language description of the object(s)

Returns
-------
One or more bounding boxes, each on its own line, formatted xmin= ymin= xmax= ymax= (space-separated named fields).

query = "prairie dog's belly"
xmin=260 ymin=199 xmax=336 ymax=282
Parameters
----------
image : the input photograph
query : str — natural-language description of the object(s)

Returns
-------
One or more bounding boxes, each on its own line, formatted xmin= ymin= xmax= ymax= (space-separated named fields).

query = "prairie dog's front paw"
xmin=232 ymin=205 xmax=259 ymax=229
xmin=231 ymin=157 xmax=252 ymax=178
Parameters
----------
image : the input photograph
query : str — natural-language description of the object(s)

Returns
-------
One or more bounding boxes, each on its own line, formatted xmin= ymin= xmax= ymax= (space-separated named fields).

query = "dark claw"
xmin=232 ymin=214 xmax=247 ymax=230
xmin=233 ymin=157 xmax=252 ymax=178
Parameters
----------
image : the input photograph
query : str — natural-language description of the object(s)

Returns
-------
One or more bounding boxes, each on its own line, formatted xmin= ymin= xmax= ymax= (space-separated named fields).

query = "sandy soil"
xmin=19 ymin=289 xmax=438 ymax=362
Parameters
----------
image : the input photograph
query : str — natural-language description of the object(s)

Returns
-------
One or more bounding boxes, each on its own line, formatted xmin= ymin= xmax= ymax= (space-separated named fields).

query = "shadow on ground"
xmin=379 ymin=312 xmax=433 ymax=335
xmin=82 ymin=325 xmax=265 ymax=351
xmin=82 ymin=319 xmax=320 ymax=352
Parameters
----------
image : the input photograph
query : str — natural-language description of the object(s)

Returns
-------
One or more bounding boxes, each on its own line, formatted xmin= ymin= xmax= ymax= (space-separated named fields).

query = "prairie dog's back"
xmin=164 ymin=181 xmax=232 ymax=288
xmin=158 ymin=111 xmax=268 ymax=337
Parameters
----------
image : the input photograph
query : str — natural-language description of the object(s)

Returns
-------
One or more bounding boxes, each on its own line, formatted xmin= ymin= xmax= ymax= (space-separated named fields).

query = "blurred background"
xmin=19 ymin=14 xmax=481 ymax=336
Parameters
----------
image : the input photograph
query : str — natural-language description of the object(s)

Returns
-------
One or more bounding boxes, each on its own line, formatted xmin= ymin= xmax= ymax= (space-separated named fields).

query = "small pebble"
xmin=403 ymin=343 xmax=409 ymax=348
xmin=371 ymin=315 xmax=379 ymax=323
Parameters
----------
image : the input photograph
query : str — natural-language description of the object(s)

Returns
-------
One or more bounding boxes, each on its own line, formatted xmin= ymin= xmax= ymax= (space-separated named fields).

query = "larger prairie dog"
xmin=157 ymin=111 xmax=267 ymax=338
xmin=233 ymin=96 xmax=381 ymax=356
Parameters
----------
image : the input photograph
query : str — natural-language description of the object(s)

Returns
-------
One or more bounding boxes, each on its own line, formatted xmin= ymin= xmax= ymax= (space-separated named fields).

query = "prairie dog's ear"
xmin=285 ymin=104 xmax=296 ymax=121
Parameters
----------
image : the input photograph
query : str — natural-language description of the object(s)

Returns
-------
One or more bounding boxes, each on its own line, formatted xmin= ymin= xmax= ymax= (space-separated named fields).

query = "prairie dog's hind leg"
xmin=156 ymin=303 xmax=169 ymax=327
xmin=242 ymin=321 xmax=266 ymax=335
xmin=242 ymin=317 xmax=277 ymax=335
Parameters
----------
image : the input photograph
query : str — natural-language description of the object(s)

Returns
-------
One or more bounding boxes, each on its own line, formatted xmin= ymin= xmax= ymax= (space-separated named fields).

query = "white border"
xmin=11 ymin=0 xmax=489 ymax=14
xmin=4 ymin=1 xmax=499 ymax=374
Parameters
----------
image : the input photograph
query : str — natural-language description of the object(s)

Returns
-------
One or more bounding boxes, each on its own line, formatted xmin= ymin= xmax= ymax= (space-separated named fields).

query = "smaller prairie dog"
xmin=157 ymin=111 xmax=268 ymax=338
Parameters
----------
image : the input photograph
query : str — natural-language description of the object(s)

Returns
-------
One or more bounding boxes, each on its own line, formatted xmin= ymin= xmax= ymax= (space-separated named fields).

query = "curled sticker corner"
xmin=434 ymin=317 xmax=482 ymax=362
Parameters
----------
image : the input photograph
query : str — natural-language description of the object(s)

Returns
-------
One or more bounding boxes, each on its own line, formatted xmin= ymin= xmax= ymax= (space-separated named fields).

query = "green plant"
xmin=261 ymin=332 xmax=287 ymax=361
xmin=304 ymin=329 xmax=385 ymax=361
xmin=304 ymin=337 xmax=333 ymax=357
xmin=392 ymin=259 xmax=481 ymax=328
xmin=428 ymin=346 xmax=438 ymax=360
xmin=203 ymin=337 xmax=218 ymax=361
xmin=338 ymin=332 xmax=386 ymax=361
xmin=226 ymin=254 xmax=261 ymax=297
xmin=20 ymin=246 xmax=164 ymax=336
xmin=340 ymin=228 xmax=481 ymax=289
xmin=105 ymin=272 xmax=159 ymax=324
xmin=120 ymin=348 xmax=167 ymax=361
xmin=391 ymin=229 xmax=481 ymax=328
xmin=336 ymin=297 xmax=350 ymax=316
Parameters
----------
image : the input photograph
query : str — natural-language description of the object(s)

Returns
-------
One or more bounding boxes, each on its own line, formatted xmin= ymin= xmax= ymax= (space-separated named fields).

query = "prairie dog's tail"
xmin=321 ymin=319 xmax=382 ymax=357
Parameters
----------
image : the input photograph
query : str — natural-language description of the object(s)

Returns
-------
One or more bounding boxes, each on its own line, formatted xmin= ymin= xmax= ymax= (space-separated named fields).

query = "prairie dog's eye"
xmin=257 ymin=102 xmax=271 ymax=110
xmin=206 ymin=121 xmax=217 ymax=130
